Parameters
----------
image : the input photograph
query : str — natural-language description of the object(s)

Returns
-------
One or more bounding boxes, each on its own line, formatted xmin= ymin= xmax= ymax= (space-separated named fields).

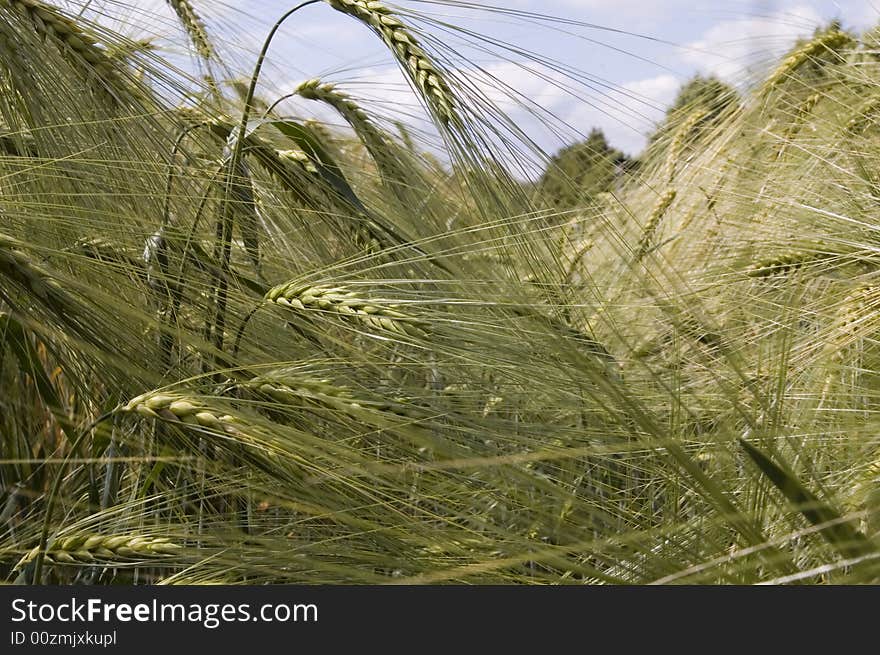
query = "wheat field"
xmin=0 ymin=1 xmax=879 ymax=585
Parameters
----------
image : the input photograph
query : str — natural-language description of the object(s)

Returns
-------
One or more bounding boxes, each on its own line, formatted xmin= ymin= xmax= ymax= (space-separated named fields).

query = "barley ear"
xmin=762 ymin=28 xmax=853 ymax=92
xmin=2 ymin=0 xmax=120 ymax=81
xmin=846 ymin=94 xmax=880 ymax=135
xmin=265 ymin=282 xmax=429 ymax=338
xmin=325 ymin=0 xmax=457 ymax=126
xmin=635 ymin=188 xmax=677 ymax=263
xmin=746 ymin=250 xmax=829 ymax=278
xmin=664 ymin=108 xmax=708 ymax=183
xmin=17 ymin=535 xmax=182 ymax=569
xmin=775 ymin=92 xmax=822 ymax=159
xmin=121 ymin=391 xmax=242 ymax=436
xmin=296 ymin=79 xmax=386 ymax=155
xmin=295 ymin=78 xmax=416 ymax=192
xmin=166 ymin=0 xmax=216 ymax=61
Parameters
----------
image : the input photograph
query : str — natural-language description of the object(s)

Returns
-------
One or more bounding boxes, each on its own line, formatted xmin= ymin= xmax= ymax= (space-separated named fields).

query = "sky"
xmin=91 ymin=0 xmax=880 ymax=159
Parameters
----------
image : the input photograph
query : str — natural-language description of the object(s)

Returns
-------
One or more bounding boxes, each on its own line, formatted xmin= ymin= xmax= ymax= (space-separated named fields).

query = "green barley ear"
xmin=17 ymin=535 xmax=182 ymax=569
xmin=297 ymin=79 xmax=372 ymax=130
xmin=847 ymin=455 xmax=880 ymax=537
xmin=295 ymin=79 xmax=387 ymax=156
xmin=846 ymin=95 xmax=880 ymax=135
xmin=265 ymin=281 xmax=429 ymax=338
xmin=165 ymin=0 xmax=219 ymax=95
xmin=1 ymin=0 xmax=119 ymax=81
xmin=826 ymin=285 xmax=877 ymax=356
xmin=121 ymin=391 xmax=243 ymax=435
xmin=295 ymin=78 xmax=418 ymax=194
xmin=762 ymin=27 xmax=854 ymax=92
xmin=774 ymin=92 xmax=822 ymax=159
xmin=664 ymin=108 xmax=708 ymax=183
xmin=325 ymin=0 xmax=456 ymax=126
xmin=0 ymin=233 xmax=91 ymax=334
xmin=166 ymin=0 xmax=216 ymax=61
xmin=634 ymin=187 xmax=676 ymax=263
xmin=862 ymin=23 xmax=880 ymax=60
xmin=814 ymin=284 xmax=877 ymax=403
xmin=563 ymin=239 xmax=594 ymax=285
xmin=745 ymin=249 xmax=830 ymax=278
xmin=242 ymin=373 xmax=427 ymax=428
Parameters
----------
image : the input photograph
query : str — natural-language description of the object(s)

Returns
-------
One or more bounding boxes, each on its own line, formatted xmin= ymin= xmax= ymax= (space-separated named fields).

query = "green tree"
xmin=648 ymin=75 xmax=738 ymax=146
xmin=539 ymin=128 xmax=628 ymax=210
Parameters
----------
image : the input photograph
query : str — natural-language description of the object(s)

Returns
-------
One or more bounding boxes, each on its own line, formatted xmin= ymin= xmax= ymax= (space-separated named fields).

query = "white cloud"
xmin=560 ymin=74 xmax=680 ymax=155
xmin=278 ymin=61 xmax=682 ymax=165
xmin=555 ymin=0 xmax=685 ymax=13
xmin=622 ymin=74 xmax=680 ymax=107
xmin=680 ymin=5 xmax=825 ymax=82
xmin=849 ymin=2 xmax=880 ymax=31
xmin=98 ymin=1 xmax=856 ymax=168
xmin=464 ymin=63 xmax=680 ymax=155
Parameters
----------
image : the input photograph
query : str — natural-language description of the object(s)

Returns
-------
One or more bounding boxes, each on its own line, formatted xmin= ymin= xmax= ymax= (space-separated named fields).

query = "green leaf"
xmin=739 ymin=438 xmax=875 ymax=561
xmin=256 ymin=118 xmax=367 ymax=212
xmin=0 ymin=312 xmax=76 ymax=448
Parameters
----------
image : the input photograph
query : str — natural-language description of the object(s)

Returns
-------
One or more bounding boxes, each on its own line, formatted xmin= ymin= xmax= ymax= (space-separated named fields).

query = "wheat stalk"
xmin=265 ymin=281 xmax=428 ymax=337
xmin=325 ymin=0 xmax=456 ymax=126
xmin=18 ymin=535 xmax=181 ymax=567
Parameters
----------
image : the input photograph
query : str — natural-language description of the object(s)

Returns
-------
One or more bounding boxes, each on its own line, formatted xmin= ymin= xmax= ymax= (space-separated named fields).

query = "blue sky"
xmin=102 ymin=1 xmax=880 ymax=157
